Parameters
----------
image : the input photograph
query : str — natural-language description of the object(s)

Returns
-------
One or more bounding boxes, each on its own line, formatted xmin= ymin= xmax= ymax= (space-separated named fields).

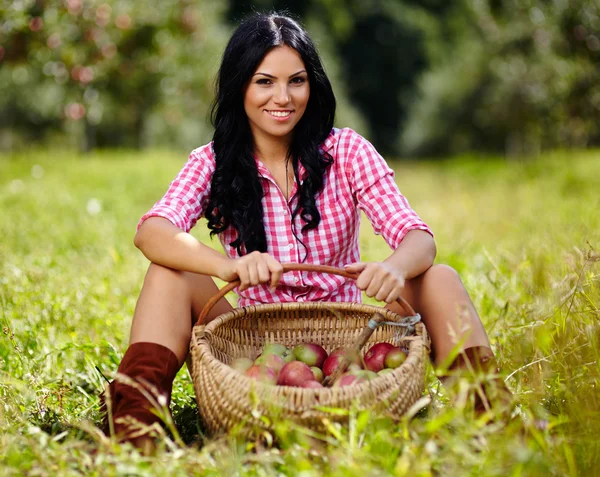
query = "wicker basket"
xmin=190 ymin=264 xmax=430 ymax=437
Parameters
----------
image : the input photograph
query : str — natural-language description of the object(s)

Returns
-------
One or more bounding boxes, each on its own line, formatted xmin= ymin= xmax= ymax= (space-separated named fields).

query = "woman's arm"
xmin=134 ymin=217 xmax=283 ymax=290
xmin=382 ymin=229 xmax=436 ymax=280
xmin=344 ymin=229 xmax=436 ymax=303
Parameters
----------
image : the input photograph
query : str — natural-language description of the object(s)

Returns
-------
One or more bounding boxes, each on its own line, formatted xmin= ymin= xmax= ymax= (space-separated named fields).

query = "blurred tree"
xmin=400 ymin=0 xmax=600 ymax=157
xmin=0 ymin=0 xmax=228 ymax=151
xmin=1 ymin=0 xmax=598 ymax=157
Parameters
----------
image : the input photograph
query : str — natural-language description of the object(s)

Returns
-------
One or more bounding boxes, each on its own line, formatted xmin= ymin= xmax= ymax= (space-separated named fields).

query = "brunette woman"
xmin=101 ymin=12 xmax=510 ymax=448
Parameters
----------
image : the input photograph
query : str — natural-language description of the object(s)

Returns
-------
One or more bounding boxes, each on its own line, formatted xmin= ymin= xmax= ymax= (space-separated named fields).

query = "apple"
xmin=378 ymin=368 xmax=395 ymax=376
xmin=244 ymin=365 xmax=278 ymax=385
xmin=230 ymin=357 xmax=253 ymax=373
xmin=277 ymin=361 xmax=316 ymax=387
xmin=322 ymin=354 xmax=343 ymax=377
xmin=352 ymin=369 xmax=378 ymax=380
xmin=348 ymin=362 xmax=363 ymax=372
xmin=364 ymin=342 xmax=395 ymax=373
xmin=301 ymin=380 xmax=324 ymax=389
xmin=293 ymin=342 xmax=328 ymax=368
xmin=333 ymin=372 xmax=368 ymax=387
xmin=384 ymin=347 xmax=407 ymax=369
xmin=322 ymin=347 xmax=362 ymax=377
xmin=254 ymin=353 xmax=286 ymax=373
xmin=263 ymin=343 xmax=295 ymax=363
xmin=263 ymin=343 xmax=287 ymax=355
xmin=310 ymin=366 xmax=324 ymax=383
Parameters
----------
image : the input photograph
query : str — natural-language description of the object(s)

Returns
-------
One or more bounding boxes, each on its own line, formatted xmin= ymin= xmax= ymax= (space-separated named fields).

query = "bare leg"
xmin=387 ymin=264 xmax=490 ymax=366
xmin=129 ymin=263 xmax=233 ymax=366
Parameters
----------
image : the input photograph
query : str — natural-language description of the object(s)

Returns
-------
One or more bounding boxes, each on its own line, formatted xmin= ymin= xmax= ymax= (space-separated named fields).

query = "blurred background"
xmin=0 ymin=0 xmax=598 ymax=158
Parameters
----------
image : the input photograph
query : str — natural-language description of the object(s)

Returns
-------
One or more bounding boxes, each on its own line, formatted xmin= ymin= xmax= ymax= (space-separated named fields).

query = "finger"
xmin=384 ymin=280 xmax=405 ymax=304
xmin=266 ymin=256 xmax=283 ymax=289
xmin=353 ymin=263 xmax=375 ymax=290
xmin=365 ymin=274 xmax=384 ymax=298
xmin=237 ymin=267 xmax=250 ymax=291
xmin=375 ymin=282 xmax=393 ymax=302
xmin=256 ymin=258 xmax=270 ymax=284
xmin=247 ymin=262 xmax=259 ymax=286
xmin=344 ymin=262 xmax=367 ymax=274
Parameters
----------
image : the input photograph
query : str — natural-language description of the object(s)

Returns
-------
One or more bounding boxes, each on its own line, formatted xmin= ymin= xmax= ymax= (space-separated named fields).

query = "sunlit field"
xmin=1 ymin=148 xmax=599 ymax=476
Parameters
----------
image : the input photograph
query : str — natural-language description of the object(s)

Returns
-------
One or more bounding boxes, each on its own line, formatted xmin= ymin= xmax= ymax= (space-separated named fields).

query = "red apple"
xmin=230 ymin=357 xmax=253 ymax=373
xmin=364 ymin=342 xmax=395 ymax=373
xmin=293 ymin=342 xmax=328 ymax=368
xmin=322 ymin=347 xmax=362 ymax=376
xmin=333 ymin=372 xmax=368 ymax=387
xmin=277 ymin=361 xmax=316 ymax=387
xmin=254 ymin=353 xmax=286 ymax=373
xmin=301 ymin=380 xmax=324 ymax=389
xmin=384 ymin=347 xmax=407 ymax=369
xmin=310 ymin=366 xmax=324 ymax=383
xmin=244 ymin=365 xmax=278 ymax=385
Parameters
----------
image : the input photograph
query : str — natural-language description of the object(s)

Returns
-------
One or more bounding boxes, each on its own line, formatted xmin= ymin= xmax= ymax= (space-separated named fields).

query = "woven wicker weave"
xmin=190 ymin=264 xmax=430 ymax=437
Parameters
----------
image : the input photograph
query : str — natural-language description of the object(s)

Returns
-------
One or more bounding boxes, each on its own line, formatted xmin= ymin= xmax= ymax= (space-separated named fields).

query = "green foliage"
xmin=401 ymin=0 xmax=600 ymax=157
xmin=0 ymin=0 xmax=229 ymax=150
xmin=1 ymin=148 xmax=599 ymax=475
xmin=2 ymin=1 xmax=598 ymax=156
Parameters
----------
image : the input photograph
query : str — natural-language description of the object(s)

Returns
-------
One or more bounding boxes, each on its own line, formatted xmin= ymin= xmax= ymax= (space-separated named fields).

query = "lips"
xmin=265 ymin=110 xmax=293 ymax=118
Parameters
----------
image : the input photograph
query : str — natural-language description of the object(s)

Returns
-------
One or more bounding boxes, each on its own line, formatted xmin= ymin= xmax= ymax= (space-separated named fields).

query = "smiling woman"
xmin=99 ymin=12 xmax=511 ymax=451
xmin=244 ymin=46 xmax=310 ymax=140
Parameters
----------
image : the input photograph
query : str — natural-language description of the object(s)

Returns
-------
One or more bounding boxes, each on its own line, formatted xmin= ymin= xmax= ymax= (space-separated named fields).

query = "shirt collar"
xmin=254 ymin=128 xmax=338 ymax=178
xmin=320 ymin=128 xmax=338 ymax=153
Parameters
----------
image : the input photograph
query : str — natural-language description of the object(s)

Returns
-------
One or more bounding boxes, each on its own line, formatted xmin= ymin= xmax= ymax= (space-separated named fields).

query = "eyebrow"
xmin=253 ymin=70 xmax=307 ymax=78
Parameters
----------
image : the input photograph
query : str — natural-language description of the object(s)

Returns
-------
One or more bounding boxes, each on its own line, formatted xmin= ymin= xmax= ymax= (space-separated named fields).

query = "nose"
xmin=273 ymin=84 xmax=290 ymax=105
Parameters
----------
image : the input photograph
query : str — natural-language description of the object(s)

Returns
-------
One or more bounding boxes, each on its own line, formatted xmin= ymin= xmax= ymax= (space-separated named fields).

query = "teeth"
xmin=267 ymin=111 xmax=291 ymax=117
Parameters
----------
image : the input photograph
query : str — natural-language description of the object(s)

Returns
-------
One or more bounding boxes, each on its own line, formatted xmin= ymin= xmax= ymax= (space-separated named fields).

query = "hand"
xmin=220 ymin=251 xmax=283 ymax=291
xmin=344 ymin=262 xmax=405 ymax=303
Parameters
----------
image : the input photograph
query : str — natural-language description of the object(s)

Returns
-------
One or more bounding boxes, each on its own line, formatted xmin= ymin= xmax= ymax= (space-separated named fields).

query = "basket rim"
xmin=193 ymin=300 xmax=420 ymax=340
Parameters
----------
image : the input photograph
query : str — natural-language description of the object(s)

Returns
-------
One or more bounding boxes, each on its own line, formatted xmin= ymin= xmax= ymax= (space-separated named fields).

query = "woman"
xmin=102 ymin=12 xmax=509 ymax=447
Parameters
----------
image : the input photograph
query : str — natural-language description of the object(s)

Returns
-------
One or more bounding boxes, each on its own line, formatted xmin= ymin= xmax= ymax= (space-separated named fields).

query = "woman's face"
xmin=244 ymin=45 xmax=310 ymax=146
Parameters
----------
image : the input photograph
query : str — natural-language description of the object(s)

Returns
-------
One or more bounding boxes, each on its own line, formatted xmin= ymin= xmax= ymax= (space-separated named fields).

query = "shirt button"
xmin=293 ymin=277 xmax=299 ymax=283
xmin=287 ymin=243 xmax=294 ymax=249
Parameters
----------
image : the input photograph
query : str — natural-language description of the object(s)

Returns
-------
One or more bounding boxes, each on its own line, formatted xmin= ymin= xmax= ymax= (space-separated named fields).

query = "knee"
xmin=421 ymin=264 xmax=462 ymax=286
xmin=144 ymin=263 xmax=186 ymax=290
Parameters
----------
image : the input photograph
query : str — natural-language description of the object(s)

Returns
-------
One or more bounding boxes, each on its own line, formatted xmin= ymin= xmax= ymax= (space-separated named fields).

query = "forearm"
xmin=134 ymin=217 xmax=230 ymax=279
xmin=383 ymin=229 xmax=437 ymax=280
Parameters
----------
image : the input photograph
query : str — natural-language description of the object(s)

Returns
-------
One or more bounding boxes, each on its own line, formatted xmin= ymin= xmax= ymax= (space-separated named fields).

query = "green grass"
xmin=1 ymin=147 xmax=599 ymax=476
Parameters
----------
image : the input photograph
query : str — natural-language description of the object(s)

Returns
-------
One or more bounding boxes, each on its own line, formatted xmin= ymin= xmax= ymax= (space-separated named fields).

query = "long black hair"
xmin=206 ymin=13 xmax=336 ymax=256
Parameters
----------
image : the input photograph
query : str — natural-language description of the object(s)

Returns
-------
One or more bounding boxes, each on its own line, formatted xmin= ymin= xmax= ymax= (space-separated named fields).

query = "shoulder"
xmin=188 ymin=142 xmax=216 ymax=165
xmin=322 ymin=127 xmax=376 ymax=157
xmin=184 ymin=142 xmax=217 ymax=177
xmin=323 ymin=128 xmax=383 ymax=174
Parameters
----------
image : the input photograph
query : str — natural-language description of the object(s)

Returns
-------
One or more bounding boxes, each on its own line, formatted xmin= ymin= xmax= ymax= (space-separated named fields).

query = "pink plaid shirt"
xmin=139 ymin=128 xmax=432 ymax=306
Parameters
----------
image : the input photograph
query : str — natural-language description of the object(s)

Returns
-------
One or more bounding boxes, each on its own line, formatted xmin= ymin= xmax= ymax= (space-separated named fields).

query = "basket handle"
xmin=195 ymin=262 xmax=417 ymax=326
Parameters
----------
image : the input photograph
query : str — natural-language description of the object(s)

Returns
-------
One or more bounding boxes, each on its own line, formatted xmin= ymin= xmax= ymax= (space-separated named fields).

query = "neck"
xmin=252 ymin=130 xmax=292 ymax=165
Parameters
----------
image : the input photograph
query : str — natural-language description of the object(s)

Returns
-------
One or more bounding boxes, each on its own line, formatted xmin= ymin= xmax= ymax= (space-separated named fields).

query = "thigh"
xmin=182 ymin=270 xmax=234 ymax=326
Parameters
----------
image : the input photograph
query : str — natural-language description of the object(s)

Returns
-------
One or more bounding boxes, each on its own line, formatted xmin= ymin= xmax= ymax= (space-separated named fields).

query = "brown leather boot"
xmin=100 ymin=342 xmax=180 ymax=448
xmin=441 ymin=346 xmax=512 ymax=415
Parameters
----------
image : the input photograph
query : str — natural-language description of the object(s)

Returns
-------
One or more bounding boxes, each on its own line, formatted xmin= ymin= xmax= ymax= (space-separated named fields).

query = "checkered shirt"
xmin=138 ymin=128 xmax=432 ymax=306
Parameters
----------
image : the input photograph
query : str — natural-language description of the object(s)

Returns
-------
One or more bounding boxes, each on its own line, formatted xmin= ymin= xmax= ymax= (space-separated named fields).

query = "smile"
xmin=265 ymin=110 xmax=293 ymax=118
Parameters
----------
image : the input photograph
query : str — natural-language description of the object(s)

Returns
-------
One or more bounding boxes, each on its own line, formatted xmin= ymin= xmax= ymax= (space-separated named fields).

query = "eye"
xmin=256 ymin=78 xmax=272 ymax=85
xmin=290 ymin=76 xmax=306 ymax=85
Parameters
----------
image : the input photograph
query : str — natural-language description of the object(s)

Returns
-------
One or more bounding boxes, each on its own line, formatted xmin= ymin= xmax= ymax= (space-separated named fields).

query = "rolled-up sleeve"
xmin=345 ymin=132 xmax=433 ymax=249
xmin=137 ymin=146 xmax=214 ymax=233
